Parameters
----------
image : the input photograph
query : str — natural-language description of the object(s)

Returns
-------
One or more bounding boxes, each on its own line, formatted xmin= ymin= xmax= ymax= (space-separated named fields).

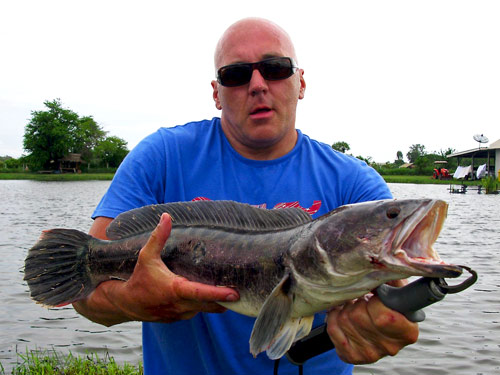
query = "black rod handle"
xmin=377 ymin=276 xmax=447 ymax=322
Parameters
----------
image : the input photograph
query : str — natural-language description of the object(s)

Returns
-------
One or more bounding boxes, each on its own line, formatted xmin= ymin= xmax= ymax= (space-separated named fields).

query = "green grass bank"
xmin=0 ymin=173 xmax=115 ymax=181
xmin=0 ymin=172 xmax=482 ymax=185
xmin=0 ymin=350 xmax=142 ymax=375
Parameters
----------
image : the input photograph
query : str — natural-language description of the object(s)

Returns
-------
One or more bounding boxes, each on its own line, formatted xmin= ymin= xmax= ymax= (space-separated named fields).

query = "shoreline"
xmin=0 ymin=172 xmax=482 ymax=185
xmin=0 ymin=173 xmax=115 ymax=181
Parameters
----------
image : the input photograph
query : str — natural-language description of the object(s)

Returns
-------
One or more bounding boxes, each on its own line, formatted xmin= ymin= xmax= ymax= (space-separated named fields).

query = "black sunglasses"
xmin=217 ymin=57 xmax=299 ymax=87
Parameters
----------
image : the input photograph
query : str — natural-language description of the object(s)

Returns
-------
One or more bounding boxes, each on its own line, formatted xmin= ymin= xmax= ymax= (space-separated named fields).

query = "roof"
xmin=448 ymin=139 xmax=500 ymax=159
xmin=399 ymin=163 xmax=414 ymax=168
xmin=60 ymin=153 xmax=83 ymax=162
xmin=490 ymin=139 xmax=500 ymax=149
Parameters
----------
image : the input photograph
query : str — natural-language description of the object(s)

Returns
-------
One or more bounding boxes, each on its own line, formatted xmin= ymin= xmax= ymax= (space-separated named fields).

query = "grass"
xmin=381 ymin=175 xmax=480 ymax=185
xmin=0 ymin=350 xmax=142 ymax=375
xmin=0 ymin=173 xmax=114 ymax=181
xmin=1 ymin=171 xmax=485 ymax=185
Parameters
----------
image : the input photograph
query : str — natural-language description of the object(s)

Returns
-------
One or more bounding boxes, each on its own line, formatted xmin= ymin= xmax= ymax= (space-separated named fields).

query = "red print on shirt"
xmin=191 ymin=197 xmax=321 ymax=216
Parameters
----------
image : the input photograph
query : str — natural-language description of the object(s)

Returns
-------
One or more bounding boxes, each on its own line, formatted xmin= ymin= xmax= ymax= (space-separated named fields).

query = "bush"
xmin=480 ymin=176 xmax=499 ymax=194
xmin=374 ymin=166 xmax=434 ymax=176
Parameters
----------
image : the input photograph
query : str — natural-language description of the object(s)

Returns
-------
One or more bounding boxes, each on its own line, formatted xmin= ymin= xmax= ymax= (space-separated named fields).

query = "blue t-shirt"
xmin=93 ymin=117 xmax=392 ymax=375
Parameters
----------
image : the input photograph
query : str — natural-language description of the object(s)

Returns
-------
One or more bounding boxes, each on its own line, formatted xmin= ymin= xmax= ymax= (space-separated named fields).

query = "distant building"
xmin=58 ymin=153 xmax=83 ymax=173
xmin=448 ymin=139 xmax=500 ymax=179
xmin=399 ymin=163 xmax=415 ymax=169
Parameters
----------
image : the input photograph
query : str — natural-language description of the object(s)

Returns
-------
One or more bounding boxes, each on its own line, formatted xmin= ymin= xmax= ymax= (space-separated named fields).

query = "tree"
xmin=394 ymin=151 xmax=405 ymax=167
xmin=23 ymin=99 xmax=79 ymax=169
xmin=406 ymin=144 xmax=426 ymax=163
xmin=414 ymin=155 xmax=431 ymax=174
xmin=73 ymin=116 xmax=107 ymax=163
xmin=332 ymin=141 xmax=350 ymax=153
xmin=94 ymin=136 xmax=129 ymax=168
xmin=356 ymin=155 xmax=373 ymax=165
xmin=23 ymin=99 xmax=107 ymax=170
xmin=438 ymin=148 xmax=455 ymax=159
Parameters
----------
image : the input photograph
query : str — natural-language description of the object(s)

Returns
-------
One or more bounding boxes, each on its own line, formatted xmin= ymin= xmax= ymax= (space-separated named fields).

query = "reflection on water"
xmin=0 ymin=181 xmax=498 ymax=374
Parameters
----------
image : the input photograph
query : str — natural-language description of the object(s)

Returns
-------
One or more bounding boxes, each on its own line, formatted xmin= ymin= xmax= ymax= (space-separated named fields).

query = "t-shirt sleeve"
xmin=346 ymin=158 xmax=393 ymax=204
xmin=92 ymin=130 xmax=167 ymax=219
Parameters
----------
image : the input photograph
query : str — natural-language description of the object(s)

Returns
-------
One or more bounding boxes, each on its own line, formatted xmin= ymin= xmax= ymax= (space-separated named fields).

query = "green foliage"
xmin=1 ymin=349 xmax=142 ymax=375
xmin=381 ymin=175 xmax=454 ymax=184
xmin=23 ymin=99 xmax=81 ymax=169
xmin=438 ymin=147 xmax=456 ymax=158
xmin=0 ymin=172 xmax=115 ymax=181
xmin=356 ymin=155 xmax=373 ymax=165
xmin=393 ymin=150 xmax=405 ymax=166
xmin=72 ymin=116 xmax=107 ymax=162
xmin=0 ymin=156 xmax=24 ymax=172
xmin=406 ymin=144 xmax=426 ymax=163
xmin=480 ymin=176 xmax=499 ymax=194
xmin=331 ymin=141 xmax=350 ymax=153
xmin=414 ymin=156 xmax=432 ymax=174
xmin=94 ymin=136 xmax=129 ymax=168
xmin=22 ymin=99 xmax=128 ymax=171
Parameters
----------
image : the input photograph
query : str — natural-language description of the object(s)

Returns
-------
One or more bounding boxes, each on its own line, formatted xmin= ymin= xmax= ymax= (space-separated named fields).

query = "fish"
xmin=24 ymin=199 xmax=463 ymax=359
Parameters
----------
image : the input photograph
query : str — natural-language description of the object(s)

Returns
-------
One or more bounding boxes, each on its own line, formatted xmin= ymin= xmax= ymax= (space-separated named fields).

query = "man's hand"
xmin=326 ymin=284 xmax=419 ymax=364
xmin=73 ymin=213 xmax=239 ymax=326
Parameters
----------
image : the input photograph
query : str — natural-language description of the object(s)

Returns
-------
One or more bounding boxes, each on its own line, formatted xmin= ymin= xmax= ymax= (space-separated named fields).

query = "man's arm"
xmin=325 ymin=280 xmax=418 ymax=364
xmin=72 ymin=214 xmax=239 ymax=326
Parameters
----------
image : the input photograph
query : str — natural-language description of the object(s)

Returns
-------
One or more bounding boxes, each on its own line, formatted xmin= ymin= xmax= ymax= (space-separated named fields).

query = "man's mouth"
xmin=250 ymin=106 xmax=272 ymax=116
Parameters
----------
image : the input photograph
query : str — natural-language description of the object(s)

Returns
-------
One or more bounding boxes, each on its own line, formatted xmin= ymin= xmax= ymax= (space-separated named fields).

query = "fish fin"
xmin=106 ymin=201 xmax=312 ymax=240
xmin=265 ymin=316 xmax=314 ymax=360
xmin=294 ymin=315 xmax=315 ymax=342
xmin=24 ymin=229 xmax=94 ymax=307
xmin=249 ymin=272 xmax=294 ymax=358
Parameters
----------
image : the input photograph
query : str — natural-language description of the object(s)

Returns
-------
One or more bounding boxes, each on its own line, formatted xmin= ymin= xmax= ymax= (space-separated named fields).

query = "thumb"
xmin=140 ymin=213 xmax=172 ymax=261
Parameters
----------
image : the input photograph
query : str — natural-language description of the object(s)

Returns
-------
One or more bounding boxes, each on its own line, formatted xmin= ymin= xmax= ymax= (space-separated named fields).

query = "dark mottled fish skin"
xmin=25 ymin=201 xmax=312 ymax=309
xmin=24 ymin=199 xmax=464 ymax=359
xmin=86 ymin=224 xmax=302 ymax=316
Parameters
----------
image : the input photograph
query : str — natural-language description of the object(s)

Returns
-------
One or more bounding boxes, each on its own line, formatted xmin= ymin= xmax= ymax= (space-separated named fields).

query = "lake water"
xmin=0 ymin=181 xmax=498 ymax=374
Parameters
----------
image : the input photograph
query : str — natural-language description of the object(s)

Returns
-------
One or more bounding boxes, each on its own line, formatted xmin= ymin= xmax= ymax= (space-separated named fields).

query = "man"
xmin=74 ymin=18 xmax=418 ymax=374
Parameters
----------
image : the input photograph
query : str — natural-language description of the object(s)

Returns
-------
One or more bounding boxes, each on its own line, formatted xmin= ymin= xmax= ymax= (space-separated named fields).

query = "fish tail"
xmin=24 ymin=228 xmax=94 ymax=307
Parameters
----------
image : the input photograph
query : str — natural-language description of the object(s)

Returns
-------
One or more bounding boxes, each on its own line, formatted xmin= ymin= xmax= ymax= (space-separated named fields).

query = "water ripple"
xmin=1 ymin=181 xmax=499 ymax=374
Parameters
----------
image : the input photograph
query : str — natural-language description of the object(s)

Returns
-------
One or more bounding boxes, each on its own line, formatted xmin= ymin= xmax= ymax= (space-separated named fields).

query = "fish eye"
xmin=386 ymin=206 xmax=400 ymax=219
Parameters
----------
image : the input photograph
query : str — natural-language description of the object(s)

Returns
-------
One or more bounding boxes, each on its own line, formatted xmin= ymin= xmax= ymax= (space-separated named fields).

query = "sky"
xmin=1 ymin=0 xmax=499 ymax=163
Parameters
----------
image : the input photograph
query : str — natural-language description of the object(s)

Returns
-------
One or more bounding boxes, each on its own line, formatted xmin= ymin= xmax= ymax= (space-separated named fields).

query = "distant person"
xmin=73 ymin=18 xmax=418 ymax=374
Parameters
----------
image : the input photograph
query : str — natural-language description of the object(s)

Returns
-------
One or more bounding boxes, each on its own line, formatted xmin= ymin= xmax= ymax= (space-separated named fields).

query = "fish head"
xmin=315 ymin=199 xmax=462 ymax=280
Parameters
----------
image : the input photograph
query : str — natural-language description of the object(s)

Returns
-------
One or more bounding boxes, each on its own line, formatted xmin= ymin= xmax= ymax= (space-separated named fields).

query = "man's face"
xmin=211 ymin=21 xmax=306 ymax=159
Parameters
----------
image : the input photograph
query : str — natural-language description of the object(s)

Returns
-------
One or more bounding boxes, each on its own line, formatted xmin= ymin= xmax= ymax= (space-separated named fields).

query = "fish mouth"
xmin=383 ymin=200 xmax=462 ymax=278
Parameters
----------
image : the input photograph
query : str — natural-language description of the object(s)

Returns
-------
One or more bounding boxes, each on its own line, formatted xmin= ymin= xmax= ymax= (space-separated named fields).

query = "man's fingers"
xmin=367 ymin=297 xmax=419 ymax=342
xmin=172 ymin=277 xmax=239 ymax=303
xmin=326 ymin=295 xmax=419 ymax=364
xmin=140 ymin=213 xmax=172 ymax=261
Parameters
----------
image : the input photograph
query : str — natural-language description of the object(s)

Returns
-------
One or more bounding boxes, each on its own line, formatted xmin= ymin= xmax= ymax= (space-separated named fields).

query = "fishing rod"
xmin=275 ymin=266 xmax=477 ymax=375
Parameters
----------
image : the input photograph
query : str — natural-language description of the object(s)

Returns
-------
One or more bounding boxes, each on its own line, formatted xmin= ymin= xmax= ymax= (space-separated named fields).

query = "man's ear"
xmin=298 ymin=69 xmax=306 ymax=100
xmin=211 ymin=80 xmax=222 ymax=110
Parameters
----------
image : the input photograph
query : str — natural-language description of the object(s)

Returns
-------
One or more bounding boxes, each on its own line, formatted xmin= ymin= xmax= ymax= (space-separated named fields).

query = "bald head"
xmin=214 ymin=18 xmax=298 ymax=70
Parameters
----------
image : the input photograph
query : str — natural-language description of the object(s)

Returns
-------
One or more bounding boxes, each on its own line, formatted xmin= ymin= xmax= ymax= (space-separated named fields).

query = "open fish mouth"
xmin=383 ymin=200 xmax=462 ymax=278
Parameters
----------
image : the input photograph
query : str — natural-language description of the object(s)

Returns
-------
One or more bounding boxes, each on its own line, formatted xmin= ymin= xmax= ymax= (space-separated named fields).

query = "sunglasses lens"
xmin=218 ymin=65 xmax=252 ymax=87
xmin=261 ymin=58 xmax=294 ymax=81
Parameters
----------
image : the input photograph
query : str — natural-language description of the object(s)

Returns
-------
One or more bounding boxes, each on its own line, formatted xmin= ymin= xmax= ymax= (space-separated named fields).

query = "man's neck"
xmin=222 ymin=128 xmax=298 ymax=161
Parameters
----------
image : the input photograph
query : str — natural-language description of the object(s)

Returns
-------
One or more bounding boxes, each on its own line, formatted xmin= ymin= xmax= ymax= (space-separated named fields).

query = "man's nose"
xmin=248 ymin=68 xmax=268 ymax=95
